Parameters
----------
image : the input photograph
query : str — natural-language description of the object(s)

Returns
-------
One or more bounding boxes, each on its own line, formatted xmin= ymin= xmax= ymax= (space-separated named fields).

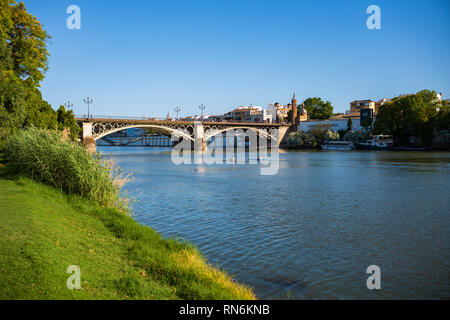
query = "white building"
xmin=219 ymin=106 xmax=273 ymax=123
xmin=267 ymin=103 xmax=292 ymax=123
xmin=299 ymin=118 xmax=363 ymax=133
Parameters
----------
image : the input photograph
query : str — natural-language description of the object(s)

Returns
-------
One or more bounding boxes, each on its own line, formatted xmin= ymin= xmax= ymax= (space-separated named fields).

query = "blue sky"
xmin=25 ymin=0 xmax=450 ymax=117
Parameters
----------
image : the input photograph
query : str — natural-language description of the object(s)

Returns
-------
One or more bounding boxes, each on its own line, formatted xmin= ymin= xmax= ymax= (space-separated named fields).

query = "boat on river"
xmin=321 ymin=141 xmax=355 ymax=151
xmin=356 ymin=135 xmax=394 ymax=150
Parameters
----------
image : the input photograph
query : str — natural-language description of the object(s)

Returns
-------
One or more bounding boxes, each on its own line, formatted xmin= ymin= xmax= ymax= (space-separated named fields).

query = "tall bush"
xmin=4 ymin=127 xmax=130 ymax=210
xmin=344 ymin=130 xmax=369 ymax=142
xmin=325 ymin=130 xmax=340 ymax=141
xmin=287 ymin=132 xmax=308 ymax=147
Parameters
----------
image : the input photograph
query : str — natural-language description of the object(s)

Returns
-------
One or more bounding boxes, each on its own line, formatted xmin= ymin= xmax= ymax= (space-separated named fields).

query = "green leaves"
xmin=374 ymin=90 xmax=443 ymax=146
xmin=6 ymin=0 xmax=50 ymax=87
xmin=347 ymin=117 xmax=353 ymax=131
xmin=4 ymin=127 xmax=129 ymax=210
xmin=287 ymin=132 xmax=308 ymax=147
xmin=57 ymin=106 xmax=81 ymax=140
xmin=0 ymin=0 xmax=78 ymax=141
xmin=303 ymin=97 xmax=334 ymax=120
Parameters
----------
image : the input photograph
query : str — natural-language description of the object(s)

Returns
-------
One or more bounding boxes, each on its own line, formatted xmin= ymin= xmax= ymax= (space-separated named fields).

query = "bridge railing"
xmin=74 ymin=115 xmax=287 ymax=126
xmin=75 ymin=115 xmax=167 ymax=121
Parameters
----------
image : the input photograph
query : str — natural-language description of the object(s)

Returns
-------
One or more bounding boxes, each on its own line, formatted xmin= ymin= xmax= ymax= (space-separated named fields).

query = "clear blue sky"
xmin=25 ymin=0 xmax=450 ymax=117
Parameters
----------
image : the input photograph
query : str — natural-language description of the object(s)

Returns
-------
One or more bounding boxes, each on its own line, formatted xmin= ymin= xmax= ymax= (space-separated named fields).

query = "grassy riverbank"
xmin=0 ymin=154 xmax=254 ymax=300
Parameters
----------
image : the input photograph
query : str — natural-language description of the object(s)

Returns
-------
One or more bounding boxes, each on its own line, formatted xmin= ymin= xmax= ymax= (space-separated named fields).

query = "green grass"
xmin=0 ymin=162 xmax=255 ymax=300
xmin=3 ymin=127 xmax=129 ymax=210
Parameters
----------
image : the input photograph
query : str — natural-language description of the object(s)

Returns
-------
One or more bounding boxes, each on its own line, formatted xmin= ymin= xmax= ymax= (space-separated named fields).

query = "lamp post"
xmin=64 ymin=101 xmax=73 ymax=110
xmin=174 ymin=107 xmax=181 ymax=120
xmin=83 ymin=97 xmax=94 ymax=119
xmin=199 ymin=104 xmax=206 ymax=118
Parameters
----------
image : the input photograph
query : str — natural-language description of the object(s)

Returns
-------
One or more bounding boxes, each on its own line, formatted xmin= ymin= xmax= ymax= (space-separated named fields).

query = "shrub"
xmin=438 ymin=130 xmax=450 ymax=142
xmin=310 ymin=123 xmax=333 ymax=143
xmin=337 ymin=129 xmax=348 ymax=140
xmin=309 ymin=137 xmax=319 ymax=148
xmin=325 ymin=130 xmax=340 ymax=141
xmin=4 ymin=127 xmax=130 ymax=210
xmin=287 ymin=132 xmax=308 ymax=147
xmin=344 ymin=130 xmax=370 ymax=142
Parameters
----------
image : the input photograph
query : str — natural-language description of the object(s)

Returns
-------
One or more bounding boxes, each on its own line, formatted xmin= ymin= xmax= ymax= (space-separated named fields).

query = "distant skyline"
xmin=26 ymin=0 xmax=450 ymax=118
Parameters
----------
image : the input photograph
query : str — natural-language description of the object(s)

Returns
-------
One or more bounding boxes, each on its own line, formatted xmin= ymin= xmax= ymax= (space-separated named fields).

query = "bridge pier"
xmin=278 ymin=126 xmax=290 ymax=145
xmin=194 ymin=122 xmax=206 ymax=152
xmin=82 ymin=122 xmax=97 ymax=153
xmin=82 ymin=123 xmax=93 ymax=140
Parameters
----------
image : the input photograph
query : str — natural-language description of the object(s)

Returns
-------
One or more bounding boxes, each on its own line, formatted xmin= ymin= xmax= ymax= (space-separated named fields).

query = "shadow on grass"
xmin=0 ymin=162 xmax=20 ymax=181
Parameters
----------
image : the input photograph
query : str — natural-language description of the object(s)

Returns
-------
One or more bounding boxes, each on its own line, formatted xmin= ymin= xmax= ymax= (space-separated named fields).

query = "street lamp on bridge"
xmin=83 ymin=97 xmax=94 ymax=119
xmin=64 ymin=101 xmax=73 ymax=110
xmin=199 ymin=104 xmax=206 ymax=118
xmin=174 ymin=107 xmax=181 ymax=120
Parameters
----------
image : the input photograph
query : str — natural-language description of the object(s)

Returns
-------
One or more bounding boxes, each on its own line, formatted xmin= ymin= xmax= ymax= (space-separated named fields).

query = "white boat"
xmin=321 ymin=141 xmax=355 ymax=151
xmin=357 ymin=135 xmax=394 ymax=150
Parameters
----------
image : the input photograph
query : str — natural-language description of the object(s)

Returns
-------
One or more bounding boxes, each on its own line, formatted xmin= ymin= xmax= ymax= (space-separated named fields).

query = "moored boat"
xmin=321 ymin=141 xmax=355 ymax=151
xmin=356 ymin=135 xmax=394 ymax=150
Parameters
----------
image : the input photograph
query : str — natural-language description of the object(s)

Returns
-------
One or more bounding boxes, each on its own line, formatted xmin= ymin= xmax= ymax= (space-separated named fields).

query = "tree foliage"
xmin=310 ymin=123 xmax=333 ymax=143
xmin=374 ymin=90 xmax=442 ymax=146
xmin=57 ymin=105 xmax=80 ymax=140
xmin=361 ymin=117 xmax=373 ymax=129
xmin=325 ymin=130 xmax=340 ymax=141
xmin=347 ymin=117 xmax=353 ymax=132
xmin=303 ymin=97 xmax=334 ymax=120
xmin=344 ymin=131 xmax=370 ymax=142
xmin=287 ymin=132 xmax=308 ymax=147
xmin=0 ymin=0 xmax=78 ymax=141
xmin=1 ymin=0 xmax=50 ymax=87
xmin=436 ymin=100 xmax=450 ymax=131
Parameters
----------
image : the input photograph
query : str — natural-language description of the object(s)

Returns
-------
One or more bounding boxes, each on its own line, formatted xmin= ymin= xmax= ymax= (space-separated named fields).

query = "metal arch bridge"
xmin=76 ymin=116 xmax=290 ymax=149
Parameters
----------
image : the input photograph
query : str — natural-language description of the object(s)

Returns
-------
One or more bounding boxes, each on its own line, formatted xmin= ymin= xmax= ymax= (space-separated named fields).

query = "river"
xmin=99 ymin=146 xmax=450 ymax=300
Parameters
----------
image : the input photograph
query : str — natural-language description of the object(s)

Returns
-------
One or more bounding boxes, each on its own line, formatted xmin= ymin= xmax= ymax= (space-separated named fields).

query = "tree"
xmin=374 ymin=90 xmax=440 ymax=146
xmin=303 ymin=97 xmax=334 ymax=120
xmin=57 ymin=105 xmax=80 ymax=140
xmin=0 ymin=69 xmax=27 ymax=140
xmin=435 ymin=100 xmax=450 ymax=142
xmin=0 ymin=1 xmax=79 ymax=141
xmin=347 ymin=117 xmax=353 ymax=132
xmin=361 ymin=117 xmax=373 ymax=130
xmin=2 ymin=0 xmax=50 ymax=88
xmin=0 ymin=0 xmax=51 ymax=138
xmin=310 ymin=123 xmax=333 ymax=143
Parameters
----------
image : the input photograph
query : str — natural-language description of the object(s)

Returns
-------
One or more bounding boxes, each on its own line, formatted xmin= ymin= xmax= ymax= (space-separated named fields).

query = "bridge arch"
xmin=203 ymin=127 xmax=278 ymax=142
xmin=93 ymin=124 xmax=195 ymax=142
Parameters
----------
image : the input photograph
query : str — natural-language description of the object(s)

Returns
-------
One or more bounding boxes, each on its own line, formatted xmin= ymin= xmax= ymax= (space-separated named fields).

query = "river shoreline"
xmin=0 ymin=150 xmax=255 ymax=300
xmin=101 ymin=146 xmax=450 ymax=299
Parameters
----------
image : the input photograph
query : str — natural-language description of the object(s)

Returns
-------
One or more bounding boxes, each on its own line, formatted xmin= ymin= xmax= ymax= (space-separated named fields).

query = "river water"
xmin=99 ymin=146 xmax=450 ymax=300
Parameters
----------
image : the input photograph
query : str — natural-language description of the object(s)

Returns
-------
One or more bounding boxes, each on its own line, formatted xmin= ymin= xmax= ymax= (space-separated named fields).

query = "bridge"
xmin=76 ymin=116 xmax=291 ymax=151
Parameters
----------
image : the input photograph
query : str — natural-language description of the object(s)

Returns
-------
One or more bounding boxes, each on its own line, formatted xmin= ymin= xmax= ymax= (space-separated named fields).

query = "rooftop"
xmin=351 ymin=99 xmax=375 ymax=104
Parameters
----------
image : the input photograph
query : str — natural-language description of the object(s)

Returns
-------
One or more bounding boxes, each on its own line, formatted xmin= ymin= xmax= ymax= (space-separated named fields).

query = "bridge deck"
xmin=75 ymin=118 xmax=285 ymax=127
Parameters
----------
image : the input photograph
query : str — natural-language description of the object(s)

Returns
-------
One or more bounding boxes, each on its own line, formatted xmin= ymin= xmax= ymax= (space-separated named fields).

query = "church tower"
xmin=291 ymin=93 xmax=298 ymax=126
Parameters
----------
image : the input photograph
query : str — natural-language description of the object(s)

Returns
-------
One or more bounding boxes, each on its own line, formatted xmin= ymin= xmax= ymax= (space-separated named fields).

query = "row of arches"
xmin=93 ymin=124 xmax=279 ymax=144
